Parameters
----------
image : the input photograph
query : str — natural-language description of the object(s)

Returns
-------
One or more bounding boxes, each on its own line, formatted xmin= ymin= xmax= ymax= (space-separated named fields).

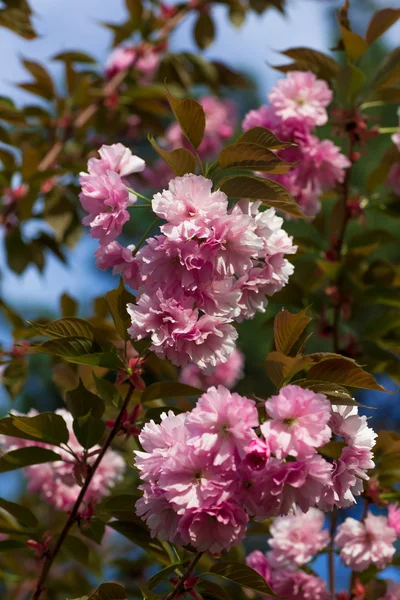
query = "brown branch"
xmin=165 ymin=552 xmax=204 ymax=600
xmin=31 ymin=383 xmax=135 ymax=600
xmin=37 ymin=6 xmax=191 ymax=174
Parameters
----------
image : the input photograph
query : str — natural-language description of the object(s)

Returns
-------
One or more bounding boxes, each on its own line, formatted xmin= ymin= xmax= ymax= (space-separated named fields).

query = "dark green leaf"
xmin=108 ymin=520 xmax=171 ymax=565
xmin=280 ymin=47 xmax=340 ymax=81
xmin=5 ymin=228 xmax=31 ymax=274
xmin=61 ymin=293 xmax=78 ymax=317
xmin=80 ymin=518 xmax=106 ymax=545
xmin=94 ymin=375 xmax=123 ymax=409
xmin=52 ymin=50 xmax=96 ymax=63
xmin=28 ymin=317 xmax=106 ymax=343
xmin=62 ymin=535 xmax=90 ymax=566
xmin=66 ymin=379 xmax=105 ymax=419
xmin=219 ymin=175 xmax=306 ymax=218
xmin=165 ymin=86 xmax=206 ymax=150
xmin=73 ymin=415 xmax=105 ymax=450
xmin=89 ymin=582 xmax=128 ymax=600
xmin=147 ymin=561 xmax=189 ymax=590
xmin=319 ymin=441 xmax=346 ymax=459
xmin=372 ymin=47 xmax=400 ymax=89
xmin=148 ymin=135 xmax=196 ymax=176
xmin=198 ymin=579 xmax=231 ymax=600
xmin=135 ymin=583 xmax=159 ymax=600
xmin=31 ymin=337 xmax=123 ymax=370
xmin=22 ymin=59 xmax=55 ymax=100
xmin=0 ymin=497 xmax=38 ymax=528
xmin=125 ymin=0 xmax=143 ymax=27
xmin=0 ymin=539 xmax=27 ymax=551
xmin=209 ymin=562 xmax=278 ymax=597
xmin=141 ymin=381 xmax=203 ymax=402
xmin=2 ymin=359 xmax=28 ymax=398
xmin=106 ymin=279 xmax=136 ymax=342
xmin=0 ymin=447 xmax=61 ymax=473
xmin=306 ymin=358 xmax=388 ymax=392
xmin=5 ymin=412 xmax=69 ymax=445
xmin=336 ymin=64 xmax=366 ymax=106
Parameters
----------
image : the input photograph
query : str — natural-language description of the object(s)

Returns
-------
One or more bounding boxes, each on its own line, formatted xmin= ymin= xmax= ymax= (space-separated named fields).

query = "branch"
xmin=165 ymin=552 xmax=203 ymax=600
xmin=31 ymin=383 xmax=135 ymax=600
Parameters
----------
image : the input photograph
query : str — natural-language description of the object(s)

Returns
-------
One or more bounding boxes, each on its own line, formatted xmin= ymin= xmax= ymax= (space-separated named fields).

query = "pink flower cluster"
xmin=247 ymin=549 xmax=329 ymax=600
xmin=126 ymin=174 xmax=296 ymax=369
xmin=379 ymin=580 xmax=400 ymax=600
xmin=335 ymin=512 xmax=396 ymax=572
xmin=143 ymin=95 xmax=237 ymax=190
xmin=105 ymin=43 xmax=162 ymax=83
xmin=1 ymin=409 xmax=125 ymax=512
xmin=243 ymin=71 xmax=351 ymax=217
xmin=179 ymin=347 xmax=244 ymax=390
xmin=79 ymin=143 xmax=145 ymax=245
xmin=135 ymin=384 xmax=377 ymax=554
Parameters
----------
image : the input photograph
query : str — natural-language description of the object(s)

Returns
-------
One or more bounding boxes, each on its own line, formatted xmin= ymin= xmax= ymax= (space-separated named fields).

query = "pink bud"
xmin=245 ymin=438 xmax=270 ymax=471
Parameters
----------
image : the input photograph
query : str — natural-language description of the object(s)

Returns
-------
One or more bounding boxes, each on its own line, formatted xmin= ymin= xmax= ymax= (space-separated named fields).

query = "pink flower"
xmin=105 ymin=44 xmax=161 ymax=83
xmin=185 ymin=385 xmax=259 ymax=465
xmin=335 ymin=513 xmax=396 ymax=571
xmin=127 ymin=290 xmax=238 ymax=370
xmin=387 ymin=163 xmax=400 ymax=195
xmin=391 ymin=107 xmax=400 ymax=151
xmin=178 ymin=501 xmax=248 ymax=553
xmin=94 ymin=241 xmax=140 ymax=288
xmin=330 ymin=405 xmax=377 ymax=451
xmin=246 ymin=550 xmax=272 ymax=584
xmin=180 ymin=347 xmax=244 ymax=390
xmin=268 ymin=71 xmax=332 ymax=131
xmin=242 ymin=104 xmax=278 ymax=132
xmin=271 ymin=569 xmax=329 ymax=600
xmin=261 ymin=385 xmax=332 ymax=459
xmin=260 ymin=455 xmax=333 ymax=516
xmin=380 ymin=580 xmax=400 ymax=600
xmin=273 ymin=172 xmax=321 ymax=217
xmin=244 ymin=438 xmax=271 ymax=471
xmin=136 ymin=483 xmax=185 ymax=546
xmin=5 ymin=409 xmax=125 ymax=512
xmin=152 ymin=174 xmax=228 ymax=230
xmin=388 ymin=504 xmax=400 ymax=535
xmin=98 ymin=143 xmax=145 ymax=177
xmin=295 ymin=135 xmax=351 ymax=191
xmin=268 ymin=508 xmax=329 ymax=567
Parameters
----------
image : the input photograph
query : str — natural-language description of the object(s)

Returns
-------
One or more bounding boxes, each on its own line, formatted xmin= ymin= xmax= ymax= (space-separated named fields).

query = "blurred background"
xmin=0 ymin=0 xmax=400 ymax=596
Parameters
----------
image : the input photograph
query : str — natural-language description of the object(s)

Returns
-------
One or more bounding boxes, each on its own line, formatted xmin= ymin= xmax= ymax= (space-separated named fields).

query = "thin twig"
xmin=31 ymin=383 xmax=135 ymax=600
xmin=165 ymin=552 xmax=204 ymax=600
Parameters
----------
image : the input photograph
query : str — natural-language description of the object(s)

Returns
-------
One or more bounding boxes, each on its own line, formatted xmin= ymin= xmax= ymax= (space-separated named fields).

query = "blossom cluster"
xmin=126 ymin=174 xmax=296 ymax=369
xmin=135 ymin=384 xmax=376 ymax=554
xmin=180 ymin=347 xmax=244 ymax=390
xmin=105 ymin=42 xmax=163 ymax=83
xmin=243 ymin=71 xmax=351 ymax=217
xmin=0 ymin=409 xmax=125 ymax=513
xmin=79 ymin=143 xmax=145 ymax=245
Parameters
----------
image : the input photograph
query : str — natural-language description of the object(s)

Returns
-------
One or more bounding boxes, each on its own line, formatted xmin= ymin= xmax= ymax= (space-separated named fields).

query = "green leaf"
xmin=5 ymin=412 xmax=69 ymax=445
xmin=339 ymin=25 xmax=367 ymax=61
xmin=31 ymin=337 xmax=123 ymax=370
xmin=336 ymin=64 xmax=366 ymax=106
xmin=2 ymin=359 xmax=28 ymax=398
xmin=236 ymin=127 xmax=292 ymax=150
xmin=147 ymin=561 xmax=189 ymax=590
xmin=52 ymin=50 xmax=96 ymax=63
xmin=306 ymin=358 xmax=388 ymax=392
xmin=194 ymin=12 xmax=215 ymax=50
xmin=80 ymin=518 xmax=106 ymax=545
xmin=319 ymin=440 xmax=346 ymax=459
xmin=28 ymin=317 xmax=107 ymax=344
xmin=348 ymin=230 xmax=397 ymax=256
xmin=62 ymin=535 xmax=90 ymax=566
xmin=148 ymin=135 xmax=196 ymax=176
xmin=366 ymin=8 xmax=400 ymax=46
xmin=280 ymin=47 xmax=340 ymax=81
xmin=209 ymin=562 xmax=278 ymax=597
xmin=101 ymin=494 xmax=141 ymax=521
xmin=218 ymin=143 xmax=293 ymax=174
xmin=94 ymin=375 xmax=123 ymax=409
xmin=89 ymin=582 xmax=128 ymax=600
xmin=165 ymin=86 xmax=206 ymax=150
xmin=61 ymin=293 xmax=78 ymax=317
xmin=108 ymin=520 xmax=171 ymax=565
xmin=0 ymin=4 xmax=37 ymax=40
xmin=198 ymin=579 xmax=231 ymax=600
xmin=219 ymin=175 xmax=305 ymax=219
xmin=106 ymin=279 xmax=136 ymax=343
xmin=5 ymin=228 xmax=31 ymax=274
xmin=73 ymin=415 xmax=105 ymax=450
xmin=66 ymin=379 xmax=105 ymax=419
xmin=135 ymin=583 xmax=159 ymax=600
xmin=265 ymin=352 xmax=310 ymax=388
xmin=141 ymin=381 xmax=203 ymax=402
xmin=0 ymin=497 xmax=38 ymax=529
xmin=274 ymin=307 xmax=311 ymax=355
xmin=0 ymin=539 xmax=27 ymax=552
xmin=22 ymin=59 xmax=55 ymax=100
xmin=372 ymin=47 xmax=400 ymax=89
xmin=0 ymin=447 xmax=61 ymax=473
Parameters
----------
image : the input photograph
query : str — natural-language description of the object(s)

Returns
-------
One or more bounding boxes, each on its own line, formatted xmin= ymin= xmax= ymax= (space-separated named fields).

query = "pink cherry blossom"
xmin=388 ymin=504 xmax=400 ymax=535
xmin=94 ymin=241 xmax=140 ymax=288
xmin=244 ymin=438 xmax=271 ymax=471
xmin=185 ymin=385 xmax=259 ymax=465
xmin=246 ymin=550 xmax=272 ymax=584
xmin=335 ymin=513 xmax=396 ymax=571
xmin=136 ymin=483 xmax=185 ymax=546
xmin=105 ymin=44 xmax=161 ymax=83
xmin=268 ymin=71 xmax=332 ymax=131
xmin=98 ymin=143 xmax=145 ymax=177
xmin=4 ymin=409 xmax=125 ymax=512
xmin=261 ymin=385 xmax=332 ymax=459
xmin=380 ymin=580 xmax=400 ymax=600
xmin=242 ymin=104 xmax=278 ymax=132
xmin=330 ymin=405 xmax=377 ymax=450
xmin=294 ymin=135 xmax=351 ymax=191
xmin=179 ymin=347 xmax=244 ymax=390
xmin=271 ymin=568 xmax=329 ymax=600
xmin=268 ymin=508 xmax=329 ymax=567
xmin=178 ymin=501 xmax=248 ymax=553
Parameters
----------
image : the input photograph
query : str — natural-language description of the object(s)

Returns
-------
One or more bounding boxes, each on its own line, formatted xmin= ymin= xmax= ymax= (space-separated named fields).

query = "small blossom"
xmin=388 ymin=504 xmax=400 ymax=535
xmin=335 ymin=513 xmax=396 ymax=571
xmin=246 ymin=550 xmax=272 ymax=584
xmin=244 ymin=438 xmax=271 ymax=471
xmin=271 ymin=568 xmax=329 ymax=600
xmin=261 ymin=385 xmax=332 ymax=459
